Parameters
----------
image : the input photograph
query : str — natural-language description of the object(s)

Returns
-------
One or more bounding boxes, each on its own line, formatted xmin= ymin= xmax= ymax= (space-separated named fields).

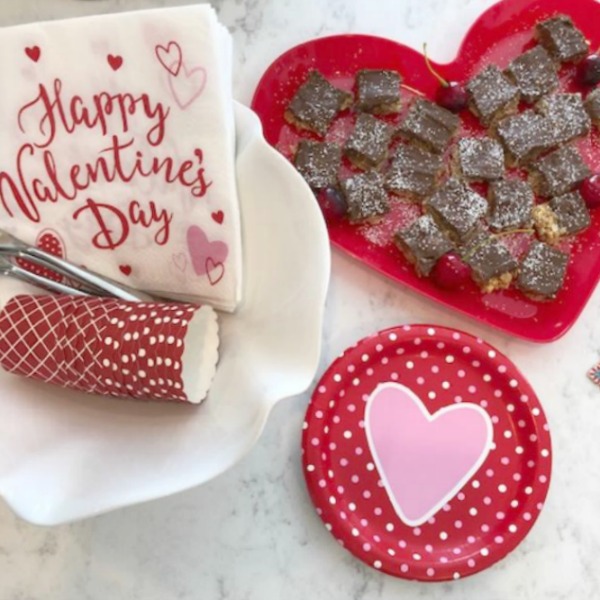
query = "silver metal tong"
xmin=0 ymin=230 xmax=154 ymax=302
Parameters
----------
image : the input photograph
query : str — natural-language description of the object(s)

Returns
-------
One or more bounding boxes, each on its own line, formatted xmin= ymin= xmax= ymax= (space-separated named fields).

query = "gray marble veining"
xmin=1 ymin=0 xmax=600 ymax=598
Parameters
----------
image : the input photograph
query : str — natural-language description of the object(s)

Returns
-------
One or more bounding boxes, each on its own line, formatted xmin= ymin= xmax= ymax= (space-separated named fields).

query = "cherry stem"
xmin=400 ymin=83 xmax=425 ymax=97
xmin=423 ymin=43 xmax=449 ymax=88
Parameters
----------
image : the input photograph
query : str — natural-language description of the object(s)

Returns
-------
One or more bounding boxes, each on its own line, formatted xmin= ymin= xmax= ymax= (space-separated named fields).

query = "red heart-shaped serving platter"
xmin=251 ymin=0 xmax=600 ymax=343
xmin=302 ymin=325 xmax=551 ymax=581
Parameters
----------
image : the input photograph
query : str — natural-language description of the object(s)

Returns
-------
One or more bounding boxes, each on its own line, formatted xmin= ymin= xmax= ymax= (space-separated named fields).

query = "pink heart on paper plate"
xmin=366 ymin=383 xmax=493 ymax=527
xmin=169 ymin=64 xmax=207 ymax=110
xmin=186 ymin=225 xmax=228 ymax=278
xmin=155 ymin=41 xmax=183 ymax=76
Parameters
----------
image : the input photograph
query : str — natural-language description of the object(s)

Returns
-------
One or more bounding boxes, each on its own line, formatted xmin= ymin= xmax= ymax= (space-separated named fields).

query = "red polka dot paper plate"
xmin=302 ymin=325 xmax=551 ymax=581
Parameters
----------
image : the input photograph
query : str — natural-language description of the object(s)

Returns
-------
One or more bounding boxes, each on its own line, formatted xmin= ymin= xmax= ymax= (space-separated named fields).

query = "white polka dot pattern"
xmin=302 ymin=325 xmax=552 ymax=582
xmin=0 ymin=295 xmax=199 ymax=403
xmin=16 ymin=230 xmax=66 ymax=283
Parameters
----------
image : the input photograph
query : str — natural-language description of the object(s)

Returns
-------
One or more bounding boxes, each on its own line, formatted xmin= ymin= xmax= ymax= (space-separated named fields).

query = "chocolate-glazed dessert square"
xmin=399 ymin=98 xmax=460 ymax=154
xmin=585 ymin=87 xmax=600 ymax=127
xmin=344 ymin=113 xmax=395 ymax=170
xmin=455 ymin=137 xmax=505 ymax=181
xmin=528 ymin=145 xmax=591 ymax=197
xmin=505 ymin=46 xmax=559 ymax=104
xmin=488 ymin=179 xmax=535 ymax=232
xmin=284 ymin=70 xmax=353 ymax=136
xmin=394 ymin=214 xmax=454 ymax=276
xmin=495 ymin=110 xmax=556 ymax=165
xmin=356 ymin=69 xmax=402 ymax=114
xmin=425 ymin=178 xmax=488 ymax=243
xmin=537 ymin=93 xmax=591 ymax=145
xmin=517 ymin=241 xmax=569 ymax=300
xmin=294 ymin=140 xmax=341 ymax=189
xmin=462 ymin=234 xmax=519 ymax=292
xmin=341 ymin=171 xmax=390 ymax=224
xmin=385 ymin=144 xmax=444 ymax=200
xmin=535 ymin=15 xmax=590 ymax=64
xmin=466 ymin=65 xmax=520 ymax=126
xmin=533 ymin=191 xmax=591 ymax=243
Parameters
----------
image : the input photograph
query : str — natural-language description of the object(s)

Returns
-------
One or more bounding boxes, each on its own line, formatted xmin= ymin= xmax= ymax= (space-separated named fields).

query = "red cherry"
xmin=580 ymin=174 xmax=600 ymax=209
xmin=319 ymin=186 xmax=348 ymax=220
xmin=424 ymin=43 xmax=467 ymax=113
xmin=431 ymin=253 xmax=471 ymax=290
xmin=577 ymin=54 xmax=600 ymax=86
xmin=436 ymin=82 xmax=468 ymax=113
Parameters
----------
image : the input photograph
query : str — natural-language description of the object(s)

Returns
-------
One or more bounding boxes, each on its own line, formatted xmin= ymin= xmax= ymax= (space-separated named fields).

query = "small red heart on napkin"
xmin=119 ymin=265 xmax=132 ymax=276
xmin=107 ymin=54 xmax=124 ymax=71
xmin=211 ymin=210 xmax=224 ymax=225
xmin=25 ymin=46 xmax=41 ymax=63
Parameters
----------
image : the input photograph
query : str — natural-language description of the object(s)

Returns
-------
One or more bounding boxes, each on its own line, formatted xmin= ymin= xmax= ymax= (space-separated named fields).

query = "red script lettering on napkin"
xmin=0 ymin=70 xmax=213 ymax=251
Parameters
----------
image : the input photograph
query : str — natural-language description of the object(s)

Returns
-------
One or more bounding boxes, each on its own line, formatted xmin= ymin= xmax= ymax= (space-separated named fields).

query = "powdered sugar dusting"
xmin=343 ymin=171 xmax=389 ymax=223
xmin=531 ymin=145 xmax=591 ymax=197
xmin=517 ymin=241 xmax=569 ymax=299
xmin=537 ymin=93 xmax=591 ymax=145
xmin=387 ymin=144 xmax=443 ymax=197
xmin=458 ymin=137 xmax=504 ymax=180
xmin=426 ymin=178 xmax=488 ymax=241
xmin=466 ymin=65 xmax=519 ymax=125
xmin=488 ymin=179 xmax=534 ymax=232
xmin=361 ymin=201 xmax=421 ymax=247
xmin=505 ymin=46 xmax=558 ymax=103
xmin=535 ymin=15 xmax=589 ymax=63
xmin=346 ymin=113 xmax=394 ymax=167
xmin=496 ymin=110 xmax=555 ymax=164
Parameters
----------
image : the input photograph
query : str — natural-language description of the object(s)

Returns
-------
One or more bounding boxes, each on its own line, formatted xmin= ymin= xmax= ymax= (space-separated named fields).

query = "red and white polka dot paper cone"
xmin=0 ymin=295 xmax=219 ymax=404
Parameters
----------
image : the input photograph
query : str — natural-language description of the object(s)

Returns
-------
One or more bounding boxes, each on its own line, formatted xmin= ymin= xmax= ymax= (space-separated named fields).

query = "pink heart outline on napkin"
xmin=169 ymin=64 xmax=207 ymax=110
xmin=206 ymin=258 xmax=225 ymax=286
xmin=172 ymin=252 xmax=188 ymax=273
xmin=365 ymin=382 xmax=493 ymax=527
xmin=186 ymin=225 xmax=228 ymax=277
xmin=155 ymin=41 xmax=183 ymax=76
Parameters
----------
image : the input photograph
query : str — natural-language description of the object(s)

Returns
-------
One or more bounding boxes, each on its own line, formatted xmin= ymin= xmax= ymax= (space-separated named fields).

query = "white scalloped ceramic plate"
xmin=0 ymin=102 xmax=330 ymax=525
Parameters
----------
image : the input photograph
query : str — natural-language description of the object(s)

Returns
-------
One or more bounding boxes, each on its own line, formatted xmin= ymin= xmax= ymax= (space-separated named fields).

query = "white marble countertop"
xmin=2 ymin=0 xmax=600 ymax=598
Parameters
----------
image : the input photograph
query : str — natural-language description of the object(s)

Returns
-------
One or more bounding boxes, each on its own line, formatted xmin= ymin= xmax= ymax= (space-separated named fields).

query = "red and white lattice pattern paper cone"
xmin=0 ymin=295 xmax=219 ymax=404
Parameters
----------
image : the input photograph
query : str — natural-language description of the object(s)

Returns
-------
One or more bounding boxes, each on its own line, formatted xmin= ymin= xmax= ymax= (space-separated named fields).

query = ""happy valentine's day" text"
xmin=0 ymin=78 xmax=213 ymax=249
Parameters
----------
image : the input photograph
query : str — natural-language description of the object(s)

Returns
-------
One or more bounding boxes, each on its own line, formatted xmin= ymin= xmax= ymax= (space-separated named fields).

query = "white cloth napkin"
xmin=0 ymin=5 xmax=242 ymax=312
